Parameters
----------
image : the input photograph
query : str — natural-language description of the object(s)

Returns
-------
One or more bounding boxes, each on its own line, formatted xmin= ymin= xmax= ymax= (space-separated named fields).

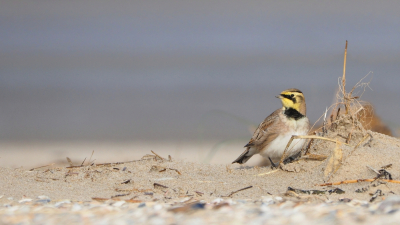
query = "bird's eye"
xmin=290 ymin=94 xmax=294 ymax=98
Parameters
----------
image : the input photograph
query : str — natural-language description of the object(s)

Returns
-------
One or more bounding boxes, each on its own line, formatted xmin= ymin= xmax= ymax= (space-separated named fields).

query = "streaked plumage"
xmin=232 ymin=88 xmax=310 ymax=165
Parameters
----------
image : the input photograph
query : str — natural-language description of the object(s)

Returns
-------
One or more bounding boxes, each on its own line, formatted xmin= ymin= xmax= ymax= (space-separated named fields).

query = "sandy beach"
xmin=1 ymin=114 xmax=400 ymax=224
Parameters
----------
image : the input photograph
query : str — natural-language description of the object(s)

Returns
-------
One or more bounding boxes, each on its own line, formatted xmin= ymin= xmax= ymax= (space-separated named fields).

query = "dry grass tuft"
xmin=310 ymin=41 xmax=390 ymax=137
xmin=280 ymin=41 xmax=384 ymax=168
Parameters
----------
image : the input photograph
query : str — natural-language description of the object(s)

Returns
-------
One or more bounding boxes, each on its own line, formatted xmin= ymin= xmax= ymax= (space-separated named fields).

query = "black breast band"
xmin=284 ymin=108 xmax=305 ymax=120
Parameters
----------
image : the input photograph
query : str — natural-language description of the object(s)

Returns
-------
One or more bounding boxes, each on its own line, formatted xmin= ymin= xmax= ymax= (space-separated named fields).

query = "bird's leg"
xmin=283 ymin=151 xmax=302 ymax=164
xmin=268 ymin=157 xmax=278 ymax=169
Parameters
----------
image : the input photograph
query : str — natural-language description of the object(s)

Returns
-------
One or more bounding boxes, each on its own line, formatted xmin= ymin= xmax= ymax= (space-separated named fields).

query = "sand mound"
xmin=279 ymin=113 xmax=400 ymax=201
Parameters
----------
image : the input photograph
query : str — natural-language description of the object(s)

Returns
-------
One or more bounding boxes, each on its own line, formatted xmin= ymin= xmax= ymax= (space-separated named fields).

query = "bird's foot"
xmin=282 ymin=151 xmax=302 ymax=165
xmin=268 ymin=157 xmax=279 ymax=169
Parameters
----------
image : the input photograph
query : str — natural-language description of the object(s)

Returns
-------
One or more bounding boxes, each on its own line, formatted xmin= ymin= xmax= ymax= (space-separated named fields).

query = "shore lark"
xmin=232 ymin=88 xmax=310 ymax=166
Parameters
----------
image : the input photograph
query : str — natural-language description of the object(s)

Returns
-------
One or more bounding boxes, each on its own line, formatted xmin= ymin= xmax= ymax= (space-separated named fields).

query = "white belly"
xmin=260 ymin=132 xmax=307 ymax=161
xmin=257 ymin=115 xmax=309 ymax=162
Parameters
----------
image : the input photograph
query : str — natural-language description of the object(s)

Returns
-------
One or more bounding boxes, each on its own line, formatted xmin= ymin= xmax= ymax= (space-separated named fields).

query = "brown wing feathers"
xmin=233 ymin=108 xmax=281 ymax=164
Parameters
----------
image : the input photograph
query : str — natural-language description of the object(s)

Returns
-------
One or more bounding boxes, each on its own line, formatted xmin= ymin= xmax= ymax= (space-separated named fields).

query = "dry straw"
xmin=279 ymin=41 xmax=373 ymax=167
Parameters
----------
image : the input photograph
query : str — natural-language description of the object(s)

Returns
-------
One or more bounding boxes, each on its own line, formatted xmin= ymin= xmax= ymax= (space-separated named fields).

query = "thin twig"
xmin=92 ymin=197 xmax=109 ymax=202
xmin=29 ymin=163 xmax=55 ymax=171
xmin=254 ymin=170 xmax=278 ymax=176
xmin=80 ymin=157 xmax=86 ymax=166
xmin=66 ymin=165 xmax=85 ymax=168
xmin=381 ymin=164 xmax=392 ymax=169
xmin=322 ymin=107 xmax=328 ymax=136
xmin=319 ymin=178 xmax=400 ymax=186
xmin=353 ymin=105 xmax=365 ymax=115
xmin=154 ymin=183 xmax=168 ymax=189
xmin=303 ymin=139 xmax=314 ymax=155
xmin=111 ymin=193 xmax=130 ymax=199
xmin=336 ymin=107 xmax=341 ymax=120
xmin=87 ymin=150 xmax=95 ymax=166
xmin=366 ymin=165 xmax=380 ymax=175
xmin=94 ymin=160 xmax=138 ymax=166
xmin=346 ymin=133 xmax=352 ymax=144
xmin=301 ymin=154 xmax=328 ymax=161
xmin=343 ymin=40 xmax=348 ymax=114
xmin=354 ymin=134 xmax=371 ymax=150
xmin=169 ymin=168 xmax=182 ymax=175
xmin=121 ymin=179 xmax=131 ymax=184
xmin=151 ymin=150 xmax=164 ymax=160
xmin=194 ymin=191 xmax=204 ymax=196
xmin=224 ymin=186 xmax=253 ymax=197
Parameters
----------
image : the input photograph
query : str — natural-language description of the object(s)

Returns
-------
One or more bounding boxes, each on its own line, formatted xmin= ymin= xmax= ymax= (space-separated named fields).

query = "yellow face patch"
xmin=279 ymin=91 xmax=302 ymax=111
xmin=281 ymin=97 xmax=297 ymax=109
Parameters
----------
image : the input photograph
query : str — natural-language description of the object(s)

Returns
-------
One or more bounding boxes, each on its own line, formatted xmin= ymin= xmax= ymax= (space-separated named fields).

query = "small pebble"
xmin=54 ymin=200 xmax=71 ymax=207
xmin=35 ymin=199 xmax=51 ymax=204
xmin=71 ymin=203 xmax=82 ymax=211
xmin=261 ymin=196 xmax=275 ymax=205
xmin=37 ymin=195 xmax=50 ymax=200
xmin=212 ymin=198 xmax=224 ymax=204
xmin=153 ymin=204 xmax=163 ymax=211
xmin=191 ymin=202 xmax=205 ymax=210
xmin=113 ymin=201 xmax=126 ymax=207
xmin=18 ymin=198 xmax=32 ymax=203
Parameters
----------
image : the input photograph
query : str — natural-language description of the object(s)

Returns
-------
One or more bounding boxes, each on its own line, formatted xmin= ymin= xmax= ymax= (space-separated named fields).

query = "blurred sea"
xmin=1 ymin=51 xmax=399 ymax=141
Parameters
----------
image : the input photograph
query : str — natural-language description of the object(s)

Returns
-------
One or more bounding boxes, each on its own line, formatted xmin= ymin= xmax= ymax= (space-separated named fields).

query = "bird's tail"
xmin=232 ymin=148 xmax=253 ymax=164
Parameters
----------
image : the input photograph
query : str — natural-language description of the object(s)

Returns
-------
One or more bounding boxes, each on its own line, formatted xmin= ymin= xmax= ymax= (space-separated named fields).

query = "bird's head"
xmin=276 ymin=88 xmax=306 ymax=115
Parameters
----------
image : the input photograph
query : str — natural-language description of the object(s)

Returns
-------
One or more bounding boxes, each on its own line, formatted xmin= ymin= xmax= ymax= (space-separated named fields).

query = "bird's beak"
xmin=276 ymin=94 xmax=284 ymax=99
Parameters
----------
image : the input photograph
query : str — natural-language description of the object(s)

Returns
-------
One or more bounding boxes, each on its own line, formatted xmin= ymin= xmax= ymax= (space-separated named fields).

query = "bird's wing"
xmin=244 ymin=108 xmax=282 ymax=147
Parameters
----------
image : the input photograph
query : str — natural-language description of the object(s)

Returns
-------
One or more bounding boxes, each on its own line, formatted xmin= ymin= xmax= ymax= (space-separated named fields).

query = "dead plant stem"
xmin=343 ymin=40 xmax=348 ymax=114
